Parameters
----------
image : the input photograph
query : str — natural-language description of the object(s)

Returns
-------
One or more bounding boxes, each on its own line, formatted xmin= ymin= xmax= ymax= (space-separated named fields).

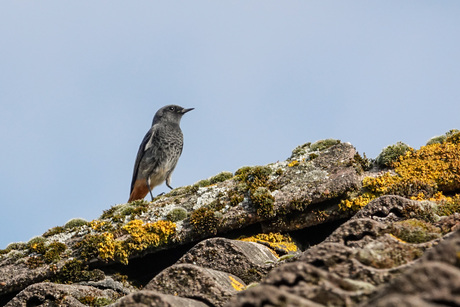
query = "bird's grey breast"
xmin=142 ymin=123 xmax=183 ymax=171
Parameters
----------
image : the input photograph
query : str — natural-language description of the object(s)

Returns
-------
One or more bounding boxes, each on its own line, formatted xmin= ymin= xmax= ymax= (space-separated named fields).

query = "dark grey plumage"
xmin=128 ymin=105 xmax=193 ymax=202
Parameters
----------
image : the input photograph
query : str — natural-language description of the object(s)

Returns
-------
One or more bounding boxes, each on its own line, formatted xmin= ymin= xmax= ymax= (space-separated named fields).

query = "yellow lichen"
xmin=391 ymin=141 xmax=460 ymax=192
xmin=229 ymin=275 xmax=245 ymax=291
xmin=388 ymin=233 xmax=407 ymax=243
xmin=339 ymin=193 xmax=375 ymax=211
xmin=342 ymin=135 xmax=460 ymax=211
xmin=239 ymin=232 xmax=298 ymax=256
xmin=90 ymin=220 xmax=109 ymax=231
xmin=288 ymin=160 xmax=299 ymax=167
xmin=123 ymin=220 xmax=176 ymax=252
xmin=97 ymin=233 xmax=119 ymax=261
xmin=362 ymin=172 xmax=400 ymax=195
xmin=80 ymin=219 xmax=176 ymax=264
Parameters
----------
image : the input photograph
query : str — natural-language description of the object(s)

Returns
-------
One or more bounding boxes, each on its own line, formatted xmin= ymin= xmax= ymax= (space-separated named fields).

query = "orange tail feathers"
xmin=128 ymin=179 xmax=150 ymax=202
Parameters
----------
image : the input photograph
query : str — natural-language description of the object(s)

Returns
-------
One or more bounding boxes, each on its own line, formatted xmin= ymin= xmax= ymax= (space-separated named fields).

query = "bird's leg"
xmin=166 ymin=174 xmax=174 ymax=190
xmin=146 ymin=178 xmax=154 ymax=201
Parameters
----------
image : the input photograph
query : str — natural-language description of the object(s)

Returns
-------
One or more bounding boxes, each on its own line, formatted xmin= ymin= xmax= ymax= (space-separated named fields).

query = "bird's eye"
xmin=169 ymin=106 xmax=175 ymax=111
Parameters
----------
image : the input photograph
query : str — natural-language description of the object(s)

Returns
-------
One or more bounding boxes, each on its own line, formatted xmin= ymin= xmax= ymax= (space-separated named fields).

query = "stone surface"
xmin=112 ymin=290 xmax=208 ymax=307
xmin=145 ymin=263 xmax=246 ymax=307
xmin=5 ymin=282 xmax=120 ymax=307
xmin=176 ymin=237 xmax=278 ymax=283
xmin=225 ymin=285 xmax=325 ymax=307
xmin=1 ymin=140 xmax=460 ymax=306
xmin=261 ymin=262 xmax=375 ymax=306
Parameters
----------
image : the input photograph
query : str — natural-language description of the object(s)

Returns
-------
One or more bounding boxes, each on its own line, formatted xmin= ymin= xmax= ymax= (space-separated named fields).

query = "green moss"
xmin=27 ymin=236 xmax=47 ymax=254
xmin=196 ymin=179 xmax=211 ymax=187
xmin=234 ymin=166 xmax=276 ymax=217
xmin=310 ymin=139 xmax=341 ymax=151
xmin=185 ymin=184 xmax=200 ymax=194
xmin=251 ymin=187 xmax=275 ymax=218
xmin=43 ymin=242 xmax=67 ymax=263
xmin=26 ymin=255 xmax=45 ymax=269
xmin=166 ymin=207 xmax=188 ymax=222
xmin=390 ymin=219 xmax=441 ymax=243
xmin=289 ymin=197 xmax=311 ymax=211
xmin=235 ymin=166 xmax=272 ymax=190
xmin=26 ymin=239 xmax=66 ymax=266
xmin=209 ymin=171 xmax=233 ymax=184
xmin=51 ymin=259 xmax=104 ymax=284
xmin=376 ymin=142 xmax=413 ymax=167
xmin=208 ymin=198 xmax=226 ymax=211
xmin=77 ymin=234 xmax=107 ymax=262
xmin=190 ymin=207 xmax=220 ymax=235
xmin=227 ymin=189 xmax=244 ymax=206
xmin=64 ymin=218 xmax=88 ymax=229
xmin=0 ymin=242 xmax=27 ymax=255
xmin=43 ymin=226 xmax=66 ymax=237
xmin=353 ymin=152 xmax=373 ymax=173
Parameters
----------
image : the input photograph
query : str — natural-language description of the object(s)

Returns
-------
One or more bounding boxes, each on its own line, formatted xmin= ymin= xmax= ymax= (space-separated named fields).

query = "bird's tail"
xmin=128 ymin=179 xmax=150 ymax=202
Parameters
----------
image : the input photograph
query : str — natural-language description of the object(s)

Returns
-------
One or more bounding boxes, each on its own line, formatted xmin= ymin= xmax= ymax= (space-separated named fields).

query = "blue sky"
xmin=1 ymin=1 xmax=459 ymax=248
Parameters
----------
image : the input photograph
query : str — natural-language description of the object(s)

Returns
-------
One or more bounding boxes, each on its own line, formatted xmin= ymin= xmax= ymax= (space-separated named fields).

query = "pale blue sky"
xmin=1 ymin=1 xmax=459 ymax=248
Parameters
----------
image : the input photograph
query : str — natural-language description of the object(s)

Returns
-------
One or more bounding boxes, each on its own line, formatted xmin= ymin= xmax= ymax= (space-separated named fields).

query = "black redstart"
xmin=128 ymin=105 xmax=194 ymax=202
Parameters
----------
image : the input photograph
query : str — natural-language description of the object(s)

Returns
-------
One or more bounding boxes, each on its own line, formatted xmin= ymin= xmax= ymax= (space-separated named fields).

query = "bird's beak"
xmin=182 ymin=108 xmax=194 ymax=114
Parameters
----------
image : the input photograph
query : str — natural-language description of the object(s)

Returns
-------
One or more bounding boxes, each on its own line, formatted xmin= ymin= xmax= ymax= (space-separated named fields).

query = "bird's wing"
xmin=130 ymin=125 xmax=156 ymax=194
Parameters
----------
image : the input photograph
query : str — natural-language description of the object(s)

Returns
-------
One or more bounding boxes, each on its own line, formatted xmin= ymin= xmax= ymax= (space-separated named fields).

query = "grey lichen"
xmin=166 ymin=207 xmax=188 ymax=222
xmin=376 ymin=142 xmax=413 ymax=167
xmin=64 ymin=218 xmax=88 ymax=229
xmin=310 ymin=139 xmax=341 ymax=152
xmin=426 ymin=129 xmax=460 ymax=145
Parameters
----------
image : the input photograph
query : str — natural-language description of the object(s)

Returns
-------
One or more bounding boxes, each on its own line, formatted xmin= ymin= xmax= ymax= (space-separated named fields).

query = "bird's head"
xmin=152 ymin=105 xmax=194 ymax=126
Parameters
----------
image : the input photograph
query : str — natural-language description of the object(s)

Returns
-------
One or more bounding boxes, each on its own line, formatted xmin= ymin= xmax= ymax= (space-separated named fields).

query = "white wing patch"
xmin=143 ymin=128 xmax=156 ymax=151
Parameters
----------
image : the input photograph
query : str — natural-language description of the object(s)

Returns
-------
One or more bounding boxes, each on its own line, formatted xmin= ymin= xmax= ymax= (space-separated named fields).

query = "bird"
xmin=128 ymin=105 xmax=194 ymax=202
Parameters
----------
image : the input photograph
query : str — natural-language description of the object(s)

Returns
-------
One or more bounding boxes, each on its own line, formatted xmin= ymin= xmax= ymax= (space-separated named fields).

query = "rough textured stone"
xmin=1 ymin=140 xmax=460 ymax=306
xmin=5 ymin=282 xmax=120 ymax=307
xmin=364 ymin=230 xmax=460 ymax=306
xmin=365 ymin=261 xmax=460 ymax=306
xmin=352 ymin=195 xmax=418 ymax=221
xmin=225 ymin=285 xmax=325 ymax=307
xmin=261 ymin=262 xmax=375 ymax=306
xmin=325 ymin=218 xmax=387 ymax=246
xmin=0 ymin=260 xmax=58 ymax=296
xmin=78 ymin=276 xmax=134 ymax=295
xmin=112 ymin=290 xmax=208 ymax=307
xmin=0 ymin=141 xmax=361 ymax=304
xmin=421 ymin=226 xmax=460 ymax=265
xmin=176 ymin=237 xmax=278 ymax=283
xmin=365 ymin=295 xmax=442 ymax=307
xmin=298 ymin=242 xmax=387 ymax=285
xmin=145 ymin=263 xmax=246 ymax=307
